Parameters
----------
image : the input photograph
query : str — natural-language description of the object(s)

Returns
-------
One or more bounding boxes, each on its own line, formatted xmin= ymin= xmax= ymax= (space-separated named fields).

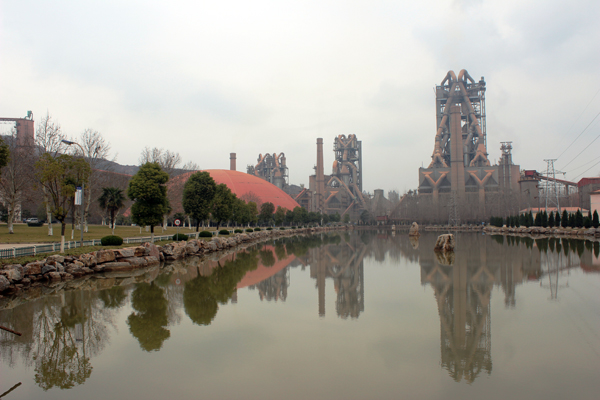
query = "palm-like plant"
xmin=98 ymin=187 xmax=125 ymax=234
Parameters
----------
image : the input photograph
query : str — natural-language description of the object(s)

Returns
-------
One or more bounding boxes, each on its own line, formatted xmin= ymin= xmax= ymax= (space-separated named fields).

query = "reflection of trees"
xmin=98 ymin=286 xmax=127 ymax=309
xmin=1 ymin=289 xmax=120 ymax=390
xmin=252 ymin=268 xmax=289 ymax=302
xmin=127 ymin=282 xmax=170 ymax=351
xmin=183 ymin=250 xmax=259 ymax=326
xmin=259 ymin=248 xmax=276 ymax=267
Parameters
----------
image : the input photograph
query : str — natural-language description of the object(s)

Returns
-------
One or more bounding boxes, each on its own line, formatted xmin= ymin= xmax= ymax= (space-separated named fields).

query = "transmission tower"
xmin=543 ymin=159 xmax=561 ymax=214
xmin=448 ymin=191 xmax=460 ymax=227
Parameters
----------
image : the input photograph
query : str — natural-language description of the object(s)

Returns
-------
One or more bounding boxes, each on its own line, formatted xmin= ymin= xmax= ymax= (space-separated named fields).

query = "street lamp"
xmin=62 ymin=139 xmax=86 ymax=248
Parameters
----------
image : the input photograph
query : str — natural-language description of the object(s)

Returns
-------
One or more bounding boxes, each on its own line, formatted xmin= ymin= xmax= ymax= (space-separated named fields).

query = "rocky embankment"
xmin=483 ymin=225 xmax=600 ymax=239
xmin=0 ymin=227 xmax=342 ymax=298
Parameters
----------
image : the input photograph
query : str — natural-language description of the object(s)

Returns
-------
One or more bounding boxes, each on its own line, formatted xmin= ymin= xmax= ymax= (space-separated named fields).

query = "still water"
xmin=1 ymin=231 xmax=599 ymax=400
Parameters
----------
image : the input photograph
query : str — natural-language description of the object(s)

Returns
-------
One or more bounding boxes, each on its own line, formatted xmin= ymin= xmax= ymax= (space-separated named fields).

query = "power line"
xmin=553 ymin=87 xmax=600 ymax=159
xmin=565 ymin=154 xmax=600 ymax=173
xmin=572 ymin=159 xmax=600 ymax=181
xmin=556 ymin=109 xmax=600 ymax=160
xmin=559 ymin=118 xmax=600 ymax=170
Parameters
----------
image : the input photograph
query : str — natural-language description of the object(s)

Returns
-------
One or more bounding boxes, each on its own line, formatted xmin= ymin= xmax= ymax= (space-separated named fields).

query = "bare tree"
xmin=34 ymin=112 xmax=66 ymax=236
xmin=67 ymin=129 xmax=112 ymax=232
xmin=0 ymin=130 xmax=36 ymax=233
xmin=181 ymin=160 xmax=200 ymax=171
xmin=139 ymin=147 xmax=198 ymax=177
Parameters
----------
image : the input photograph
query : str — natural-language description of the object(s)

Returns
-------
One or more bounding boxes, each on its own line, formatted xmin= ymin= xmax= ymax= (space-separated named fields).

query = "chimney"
xmin=230 ymin=153 xmax=236 ymax=171
xmin=316 ymin=138 xmax=325 ymax=212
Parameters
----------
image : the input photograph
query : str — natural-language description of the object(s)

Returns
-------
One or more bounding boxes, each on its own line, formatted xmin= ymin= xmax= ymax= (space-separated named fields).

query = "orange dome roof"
xmin=167 ymin=169 xmax=300 ymax=214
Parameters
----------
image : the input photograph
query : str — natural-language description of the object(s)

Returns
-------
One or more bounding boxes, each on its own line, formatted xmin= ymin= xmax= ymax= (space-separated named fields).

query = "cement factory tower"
xmin=417 ymin=70 xmax=520 ymax=223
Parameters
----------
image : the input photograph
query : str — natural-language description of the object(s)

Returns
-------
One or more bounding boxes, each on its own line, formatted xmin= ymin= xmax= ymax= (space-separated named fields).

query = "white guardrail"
xmin=0 ymin=231 xmax=229 ymax=259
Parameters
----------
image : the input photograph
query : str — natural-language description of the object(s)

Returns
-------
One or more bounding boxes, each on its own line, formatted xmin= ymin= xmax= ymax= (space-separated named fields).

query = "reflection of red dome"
xmin=237 ymin=245 xmax=296 ymax=288
xmin=168 ymin=169 xmax=300 ymax=214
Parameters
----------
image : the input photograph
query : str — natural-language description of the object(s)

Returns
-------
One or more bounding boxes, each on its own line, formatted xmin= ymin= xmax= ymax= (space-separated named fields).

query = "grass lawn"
xmin=0 ymin=223 xmax=211 ymax=244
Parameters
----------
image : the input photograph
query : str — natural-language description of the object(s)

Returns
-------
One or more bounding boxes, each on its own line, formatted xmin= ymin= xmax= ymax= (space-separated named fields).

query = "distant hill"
xmin=95 ymin=159 xmax=138 ymax=176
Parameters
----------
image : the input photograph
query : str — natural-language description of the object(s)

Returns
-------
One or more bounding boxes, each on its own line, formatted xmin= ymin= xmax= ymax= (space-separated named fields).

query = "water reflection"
xmin=1 ymin=232 xmax=599 ymax=393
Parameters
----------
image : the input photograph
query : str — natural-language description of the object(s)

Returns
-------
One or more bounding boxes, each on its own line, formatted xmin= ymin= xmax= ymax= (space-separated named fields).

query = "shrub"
xmin=246 ymin=228 xmax=254 ymax=232
xmin=254 ymin=227 xmax=261 ymax=231
xmin=172 ymin=233 xmax=188 ymax=241
xmin=234 ymin=229 xmax=243 ymax=233
xmin=266 ymin=227 xmax=273 ymax=230
xmin=292 ymin=226 xmax=297 ymax=229
xmin=199 ymin=231 xmax=213 ymax=238
xmin=280 ymin=227 xmax=286 ymax=230
xmin=101 ymin=235 xmax=123 ymax=246
xmin=27 ymin=221 xmax=44 ymax=227
xmin=219 ymin=229 xmax=230 ymax=235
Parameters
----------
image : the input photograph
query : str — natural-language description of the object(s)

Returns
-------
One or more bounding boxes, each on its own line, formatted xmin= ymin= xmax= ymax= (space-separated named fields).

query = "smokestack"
xmin=230 ymin=153 xmax=236 ymax=171
xmin=316 ymin=138 xmax=325 ymax=212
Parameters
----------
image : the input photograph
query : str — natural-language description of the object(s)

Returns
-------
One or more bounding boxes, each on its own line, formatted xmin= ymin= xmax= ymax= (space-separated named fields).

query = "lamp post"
xmin=62 ymin=140 xmax=86 ymax=248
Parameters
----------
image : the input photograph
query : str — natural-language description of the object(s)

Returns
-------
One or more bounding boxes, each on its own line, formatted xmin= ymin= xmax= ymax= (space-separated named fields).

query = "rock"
xmin=121 ymin=257 xmax=148 ymax=267
xmin=46 ymin=255 xmax=65 ymax=264
xmin=42 ymin=265 xmax=57 ymax=274
xmin=45 ymin=271 xmax=62 ymax=281
xmin=95 ymin=249 xmax=116 ymax=264
xmin=114 ymin=248 xmax=135 ymax=258
xmin=101 ymin=262 xmax=135 ymax=272
xmin=79 ymin=253 xmax=97 ymax=268
xmin=0 ymin=275 xmax=10 ymax=292
xmin=144 ymin=256 xmax=160 ymax=266
xmin=207 ymin=241 xmax=218 ymax=252
xmin=23 ymin=261 xmax=44 ymax=276
xmin=585 ymin=228 xmax=596 ymax=236
xmin=143 ymin=242 xmax=160 ymax=258
xmin=185 ymin=241 xmax=199 ymax=255
xmin=434 ymin=234 xmax=455 ymax=252
xmin=0 ymin=265 xmax=23 ymax=282
xmin=408 ymin=222 xmax=420 ymax=237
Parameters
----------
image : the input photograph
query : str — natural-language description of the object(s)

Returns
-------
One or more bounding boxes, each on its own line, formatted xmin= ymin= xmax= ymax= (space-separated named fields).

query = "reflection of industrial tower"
xmin=416 ymin=70 xmax=521 ymax=222
xmin=299 ymin=135 xmax=366 ymax=217
xmin=421 ymin=259 xmax=494 ymax=382
xmin=249 ymin=152 xmax=289 ymax=190
xmin=302 ymin=235 xmax=366 ymax=318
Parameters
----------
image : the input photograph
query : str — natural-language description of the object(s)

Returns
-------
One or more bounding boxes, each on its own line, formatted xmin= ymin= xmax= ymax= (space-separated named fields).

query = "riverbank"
xmin=0 ymin=226 xmax=347 ymax=303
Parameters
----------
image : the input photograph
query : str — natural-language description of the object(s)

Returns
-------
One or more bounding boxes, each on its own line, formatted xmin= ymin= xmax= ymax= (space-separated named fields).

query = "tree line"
xmin=490 ymin=209 xmax=600 ymax=229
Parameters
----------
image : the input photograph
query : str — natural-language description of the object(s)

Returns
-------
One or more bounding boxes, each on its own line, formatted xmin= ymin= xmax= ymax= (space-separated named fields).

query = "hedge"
xmin=101 ymin=235 xmax=123 ymax=246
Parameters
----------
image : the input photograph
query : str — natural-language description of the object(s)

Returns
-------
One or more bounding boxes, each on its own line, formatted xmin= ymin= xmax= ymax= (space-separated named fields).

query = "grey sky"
xmin=1 ymin=0 xmax=599 ymax=193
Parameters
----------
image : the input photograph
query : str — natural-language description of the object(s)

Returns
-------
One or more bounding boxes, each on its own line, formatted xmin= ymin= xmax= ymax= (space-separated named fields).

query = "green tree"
xmin=330 ymin=212 xmax=341 ymax=223
xmin=98 ymin=187 xmax=126 ymax=235
xmin=575 ymin=209 xmax=584 ymax=228
xmin=292 ymin=206 xmax=307 ymax=225
xmin=541 ymin=211 xmax=548 ymax=227
xmin=0 ymin=137 xmax=9 ymax=171
xmin=561 ymin=210 xmax=568 ymax=228
xmin=593 ymin=210 xmax=599 ymax=228
xmin=285 ymin=209 xmax=294 ymax=225
xmin=182 ymin=171 xmax=216 ymax=230
xmin=274 ymin=206 xmax=287 ymax=226
xmin=247 ymin=201 xmax=258 ymax=226
xmin=211 ymin=183 xmax=235 ymax=228
xmin=127 ymin=282 xmax=170 ymax=352
xmin=534 ymin=212 xmax=541 ymax=227
xmin=343 ymin=213 xmax=350 ymax=223
xmin=127 ymin=162 xmax=170 ymax=242
xmin=35 ymin=154 xmax=91 ymax=252
xmin=258 ymin=202 xmax=275 ymax=225
xmin=584 ymin=210 xmax=592 ymax=228
xmin=548 ymin=211 xmax=555 ymax=227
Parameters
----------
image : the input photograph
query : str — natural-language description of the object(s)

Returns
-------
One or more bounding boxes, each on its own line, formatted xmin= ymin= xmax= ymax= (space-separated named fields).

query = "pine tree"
xmin=575 ymin=209 xmax=584 ymax=227
xmin=541 ymin=210 xmax=548 ymax=227
xmin=555 ymin=211 xmax=560 ymax=227
xmin=548 ymin=212 xmax=555 ymax=227
xmin=593 ymin=210 xmax=599 ymax=228
xmin=561 ymin=210 xmax=569 ymax=228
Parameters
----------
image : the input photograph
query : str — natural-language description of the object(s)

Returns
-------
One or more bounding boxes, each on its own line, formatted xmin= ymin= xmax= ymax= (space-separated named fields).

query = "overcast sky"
xmin=1 ymin=0 xmax=599 ymax=193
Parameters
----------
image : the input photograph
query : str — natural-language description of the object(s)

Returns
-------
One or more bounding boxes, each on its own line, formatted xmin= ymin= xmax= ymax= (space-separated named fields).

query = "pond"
xmin=1 ymin=231 xmax=599 ymax=400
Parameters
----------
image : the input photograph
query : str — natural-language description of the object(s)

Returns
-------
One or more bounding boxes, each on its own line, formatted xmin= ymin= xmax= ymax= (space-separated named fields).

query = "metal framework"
xmin=430 ymin=70 xmax=488 ymax=169
xmin=251 ymin=152 xmax=288 ymax=189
